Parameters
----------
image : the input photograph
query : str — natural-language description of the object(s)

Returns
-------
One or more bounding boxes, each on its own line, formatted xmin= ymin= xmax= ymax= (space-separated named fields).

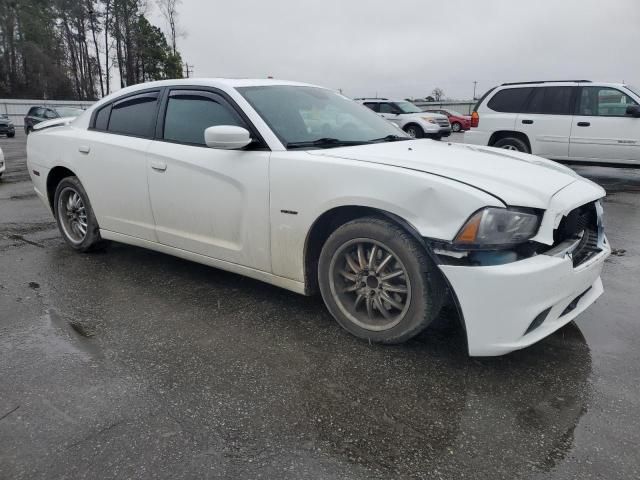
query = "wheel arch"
xmin=402 ymin=122 xmax=423 ymax=133
xmin=46 ymin=166 xmax=77 ymax=211
xmin=303 ymin=205 xmax=434 ymax=296
xmin=488 ymin=130 xmax=531 ymax=152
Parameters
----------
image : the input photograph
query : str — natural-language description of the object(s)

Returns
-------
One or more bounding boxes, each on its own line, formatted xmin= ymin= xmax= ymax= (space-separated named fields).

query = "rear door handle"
xmin=521 ymin=119 xmax=534 ymax=124
xmin=577 ymin=122 xmax=591 ymax=127
xmin=78 ymin=145 xmax=90 ymax=154
xmin=150 ymin=161 xmax=167 ymax=172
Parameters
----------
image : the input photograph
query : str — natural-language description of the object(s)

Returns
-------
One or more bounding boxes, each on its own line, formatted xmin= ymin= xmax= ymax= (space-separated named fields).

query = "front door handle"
xmin=150 ymin=161 xmax=167 ymax=172
xmin=78 ymin=145 xmax=90 ymax=154
xmin=521 ymin=119 xmax=534 ymax=125
xmin=577 ymin=122 xmax=591 ymax=127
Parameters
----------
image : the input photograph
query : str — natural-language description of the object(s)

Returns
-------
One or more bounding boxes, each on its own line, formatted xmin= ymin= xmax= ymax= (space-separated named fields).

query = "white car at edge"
xmin=0 ymin=146 xmax=5 ymax=178
xmin=26 ymin=78 xmax=611 ymax=356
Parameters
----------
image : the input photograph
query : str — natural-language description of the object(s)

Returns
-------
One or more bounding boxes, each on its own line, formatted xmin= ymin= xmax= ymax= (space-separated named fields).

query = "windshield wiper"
xmin=286 ymin=138 xmax=367 ymax=149
xmin=368 ymin=134 xmax=411 ymax=143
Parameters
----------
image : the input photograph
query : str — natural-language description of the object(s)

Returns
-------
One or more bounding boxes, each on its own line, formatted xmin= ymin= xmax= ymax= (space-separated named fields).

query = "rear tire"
xmin=53 ymin=176 xmax=105 ymax=252
xmin=451 ymin=122 xmax=462 ymax=132
xmin=7 ymin=132 xmax=15 ymax=138
xmin=318 ymin=217 xmax=445 ymax=344
xmin=404 ymin=124 xmax=424 ymax=139
xmin=494 ymin=137 xmax=529 ymax=153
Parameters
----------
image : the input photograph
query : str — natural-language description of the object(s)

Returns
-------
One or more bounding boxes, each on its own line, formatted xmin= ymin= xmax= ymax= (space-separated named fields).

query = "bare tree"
xmin=431 ymin=87 xmax=444 ymax=102
xmin=157 ymin=0 xmax=181 ymax=55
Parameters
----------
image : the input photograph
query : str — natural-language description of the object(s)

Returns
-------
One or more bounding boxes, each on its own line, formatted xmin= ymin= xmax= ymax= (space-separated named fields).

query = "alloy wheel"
xmin=329 ymin=239 xmax=412 ymax=331
xmin=57 ymin=187 xmax=88 ymax=244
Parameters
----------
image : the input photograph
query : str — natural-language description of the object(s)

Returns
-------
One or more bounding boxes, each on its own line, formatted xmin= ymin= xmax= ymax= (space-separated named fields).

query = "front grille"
xmin=552 ymin=201 xmax=603 ymax=267
xmin=436 ymin=119 xmax=450 ymax=127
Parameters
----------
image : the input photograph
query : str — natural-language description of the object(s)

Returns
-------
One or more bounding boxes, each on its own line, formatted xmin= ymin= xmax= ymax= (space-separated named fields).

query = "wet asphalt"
xmin=1 ymin=132 xmax=639 ymax=479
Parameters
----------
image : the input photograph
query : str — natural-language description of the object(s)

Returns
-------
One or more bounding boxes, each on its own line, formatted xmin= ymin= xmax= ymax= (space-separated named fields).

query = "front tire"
xmin=404 ymin=124 xmax=424 ymax=138
xmin=318 ymin=217 xmax=445 ymax=344
xmin=7 ymin=132 xmax=15 ymax=138
xmin=494 ymin=137 xmax=529 ymax=153
xmin=53 ymin=176 xmax=104 ymax=252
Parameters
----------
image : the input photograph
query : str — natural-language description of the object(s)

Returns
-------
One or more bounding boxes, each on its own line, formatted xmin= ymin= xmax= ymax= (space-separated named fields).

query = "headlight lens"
xmin=422 ymin=117 xmax=437 ymax=124
xmin=454 ymin=207 xmax=541 ymax=248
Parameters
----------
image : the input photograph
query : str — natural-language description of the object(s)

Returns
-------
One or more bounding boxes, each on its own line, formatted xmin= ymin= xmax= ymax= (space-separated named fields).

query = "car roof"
xmin=495 ymin=81 xmax=627 ymax=89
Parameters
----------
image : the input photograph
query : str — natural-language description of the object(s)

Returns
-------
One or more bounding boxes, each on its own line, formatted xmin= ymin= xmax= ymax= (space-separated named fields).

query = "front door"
xmin=146 ymin=89 xmax=271 ymax=271
xmin=569 ymin=86 xmax=640 ymax=163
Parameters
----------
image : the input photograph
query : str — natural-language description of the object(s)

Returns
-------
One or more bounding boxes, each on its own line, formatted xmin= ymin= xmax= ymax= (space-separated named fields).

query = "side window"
xmin=363 ymin=102 xmax=379 ymax=112
xmin=33 ymin=107 xmax=45 ymax=118
xmin=378 ymin=103 xmax=395 ymax=114
xmin=487 ymin=87 xmax=533 ymax=113
xmin=163 ymin=92 xmax=244 ymax=145
xmin=108 ymin=92 xmax=159 ymax=137
xmin=94 ymin=105 xmax=111 ymax=130
xmin=578 ymin=87 xmax=638 ymax=116
xmin=525 ymin=87 xmax=574 ymax=115
xmin=44 ymin=109 xmax=58 ymax=119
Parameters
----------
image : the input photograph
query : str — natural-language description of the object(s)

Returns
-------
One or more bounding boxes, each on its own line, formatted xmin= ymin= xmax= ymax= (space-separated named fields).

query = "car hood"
xmin=308 ymin=140 xmax=599 ymax=209
xmin=403 ymin=112 xmax=447 ymax=120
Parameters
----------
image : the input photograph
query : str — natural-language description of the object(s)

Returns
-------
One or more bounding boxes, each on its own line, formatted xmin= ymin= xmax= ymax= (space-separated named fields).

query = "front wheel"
xmin=318 ymin=217 xmax=445 ymax=344
xmin=53 ymin=176 xmax=105 ymax=252
xmin=404 ymin=124 xmax=424 ymax=138
xmin=7 ymin=132 xmax=15 ymax=138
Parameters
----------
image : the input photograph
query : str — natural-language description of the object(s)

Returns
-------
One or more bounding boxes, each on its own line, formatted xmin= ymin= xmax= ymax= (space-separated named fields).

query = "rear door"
xmin=483 ymin=87 xmax=533 ymax=133
xmin=569 ymin=86 xmax=640 ymax=163
xmin=516 ymin=86 xmax=576 ymax=159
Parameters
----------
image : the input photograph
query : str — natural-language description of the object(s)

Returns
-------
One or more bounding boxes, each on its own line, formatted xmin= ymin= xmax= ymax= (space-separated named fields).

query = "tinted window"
xmin=578 ymin=87 xmax=638 ymax=116
xmin=525 ymin=87 xmax=574 ymax=115
xmin=363 ymin=102 xmax=379 ymax=112
xmin=108 ymin=93 xmax=159 ymax=137
xmin=487 ymin=87 xmax=533 ymax=113
xmin=32 ymin=107 xmax=45 ymax=117
xmin=378 ymin=103 xmax=396 ymax=114
xmin=163 ymin=93 xmax=244 ymax=145
xmin=94 ymin=106 xmax=110 ymax=130
xmin=44 ymin=109 xmax=57 ymax=119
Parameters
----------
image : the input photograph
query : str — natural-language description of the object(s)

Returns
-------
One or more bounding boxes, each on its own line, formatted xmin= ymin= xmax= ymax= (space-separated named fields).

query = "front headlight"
xmin=422 ymin=117 xmax=437 ymax=124
xmin=454 ymin=207 xmax=541 ymax=249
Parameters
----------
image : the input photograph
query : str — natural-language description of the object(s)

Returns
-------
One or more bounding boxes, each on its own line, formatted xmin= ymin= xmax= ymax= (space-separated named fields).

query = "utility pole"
xmin=183 ymin=63 xmax=194 ymax=78
xmin=473 ymin=81 xmax=478 ymax=100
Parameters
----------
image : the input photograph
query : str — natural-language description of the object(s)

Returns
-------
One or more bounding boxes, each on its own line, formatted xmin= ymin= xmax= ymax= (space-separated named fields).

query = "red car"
xmin=424 ymin=109 xmax=471 ymax=132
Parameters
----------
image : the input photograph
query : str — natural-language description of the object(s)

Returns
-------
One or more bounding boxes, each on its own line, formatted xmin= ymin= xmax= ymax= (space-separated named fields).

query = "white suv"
xmin=356 ymin=98 xmax=451 ymax=140
xmin=465 ymin=80 xmax=640 ymax=164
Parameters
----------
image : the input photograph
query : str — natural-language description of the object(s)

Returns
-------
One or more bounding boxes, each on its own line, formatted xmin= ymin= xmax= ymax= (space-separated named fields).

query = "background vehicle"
xmin=24 ymin=106 xmax=84 ymax=134
xmin=0 ymin=114 xmax=15 ymax=138
xmin=27 ymin=78 xmax=609 ymax=356
xmin=424 ymin=108 xmax=471 ymax=132
xmin=0 ymin=146 xmax=4 ymax=178
xmin=465 ymin=80 xmax=640 ymax=165
xmin=356 ymin=98 xmax=451 ymax=139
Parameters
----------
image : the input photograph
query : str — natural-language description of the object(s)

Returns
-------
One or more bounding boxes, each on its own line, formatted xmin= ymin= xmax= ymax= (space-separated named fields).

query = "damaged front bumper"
xmin=431 ymin=180 xmax=610 ymax=356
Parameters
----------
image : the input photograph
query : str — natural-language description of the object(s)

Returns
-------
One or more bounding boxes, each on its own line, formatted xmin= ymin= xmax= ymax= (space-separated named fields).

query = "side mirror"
xmin=204 ymin=125 xmax=252 ymax=149
xmin=626 ymin=105 xmax=640 ymax=118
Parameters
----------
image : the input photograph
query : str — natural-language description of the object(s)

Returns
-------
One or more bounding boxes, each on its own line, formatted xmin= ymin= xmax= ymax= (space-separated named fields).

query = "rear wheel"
xmin=53 ymin=176 xmax=105 ymax=252
xmin=318 ymin=217 xmax=445 ymax=344
xmin=404 ymin=124 xmax=424 ymax=139
xmin=451 ymin=122 xmax=462 ymax=132
xmin=494 ymin=137 xmax=529 ymax=153
xmin=7 ymin=132 xmax=15 ymax=138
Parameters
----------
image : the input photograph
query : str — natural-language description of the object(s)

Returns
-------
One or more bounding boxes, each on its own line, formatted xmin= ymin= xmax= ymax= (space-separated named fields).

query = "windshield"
xmin=55 ymin=107 xmax=83 ymax=117
xmin=238 ymin=86 xmax=408 ymax=148
xmin=394 ymin=101 xmax=423 ymax=114
xmin=626 ymin=85 xmax=640 ymax=98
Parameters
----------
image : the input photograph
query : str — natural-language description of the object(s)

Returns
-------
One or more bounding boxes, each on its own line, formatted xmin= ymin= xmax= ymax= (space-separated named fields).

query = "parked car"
xmin=0 ymin=146 xmax=4 ymax=178
xmin=424 ymin=108 xmax=471 ymax=132
xmin=24 ymin=106 xmax=84 ymax=134
xmin=0 ymin=114 xmax=15 ymax=138
xmin=356 ymin=98 xmax=451 ymax=139
xmin=465 ymin=80 xmax=640 ymax=164
xmin=27 ymin=78 xmax=610 ymax=356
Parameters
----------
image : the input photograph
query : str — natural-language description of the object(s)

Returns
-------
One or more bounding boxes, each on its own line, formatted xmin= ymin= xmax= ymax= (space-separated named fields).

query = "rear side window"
xmin=525 ymin=87 xmax=575 ymax=115
xmin=108 ymin=92 xmax=159 ymax=137
xmin=163 ymin=92 xmax=244 ymax=145
xmin=363 ymin=102 xmax=379 ymax=112
xmin=487 ymin=87 xmax=533 ymax=113
xmin=94 ymin=105 xmax=111 ymax=130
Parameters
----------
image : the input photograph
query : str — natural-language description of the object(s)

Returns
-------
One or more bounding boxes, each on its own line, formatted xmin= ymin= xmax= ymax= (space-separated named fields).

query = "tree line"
xmin=0 ymin=0 xmax=184 ymax=100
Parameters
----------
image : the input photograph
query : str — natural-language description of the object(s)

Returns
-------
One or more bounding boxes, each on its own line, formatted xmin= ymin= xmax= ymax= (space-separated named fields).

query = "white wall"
xmin=0 ymin=99 xmax=95 ymax=127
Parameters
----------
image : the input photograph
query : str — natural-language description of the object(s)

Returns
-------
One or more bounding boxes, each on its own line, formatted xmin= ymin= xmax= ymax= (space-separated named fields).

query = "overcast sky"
xmin=151 ymin=0 xmax=640 ymax=100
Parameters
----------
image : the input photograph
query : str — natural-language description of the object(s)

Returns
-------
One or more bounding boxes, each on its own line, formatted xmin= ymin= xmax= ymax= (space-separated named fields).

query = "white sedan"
xmin=26 ymin=79 xmax=610 ymax=356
